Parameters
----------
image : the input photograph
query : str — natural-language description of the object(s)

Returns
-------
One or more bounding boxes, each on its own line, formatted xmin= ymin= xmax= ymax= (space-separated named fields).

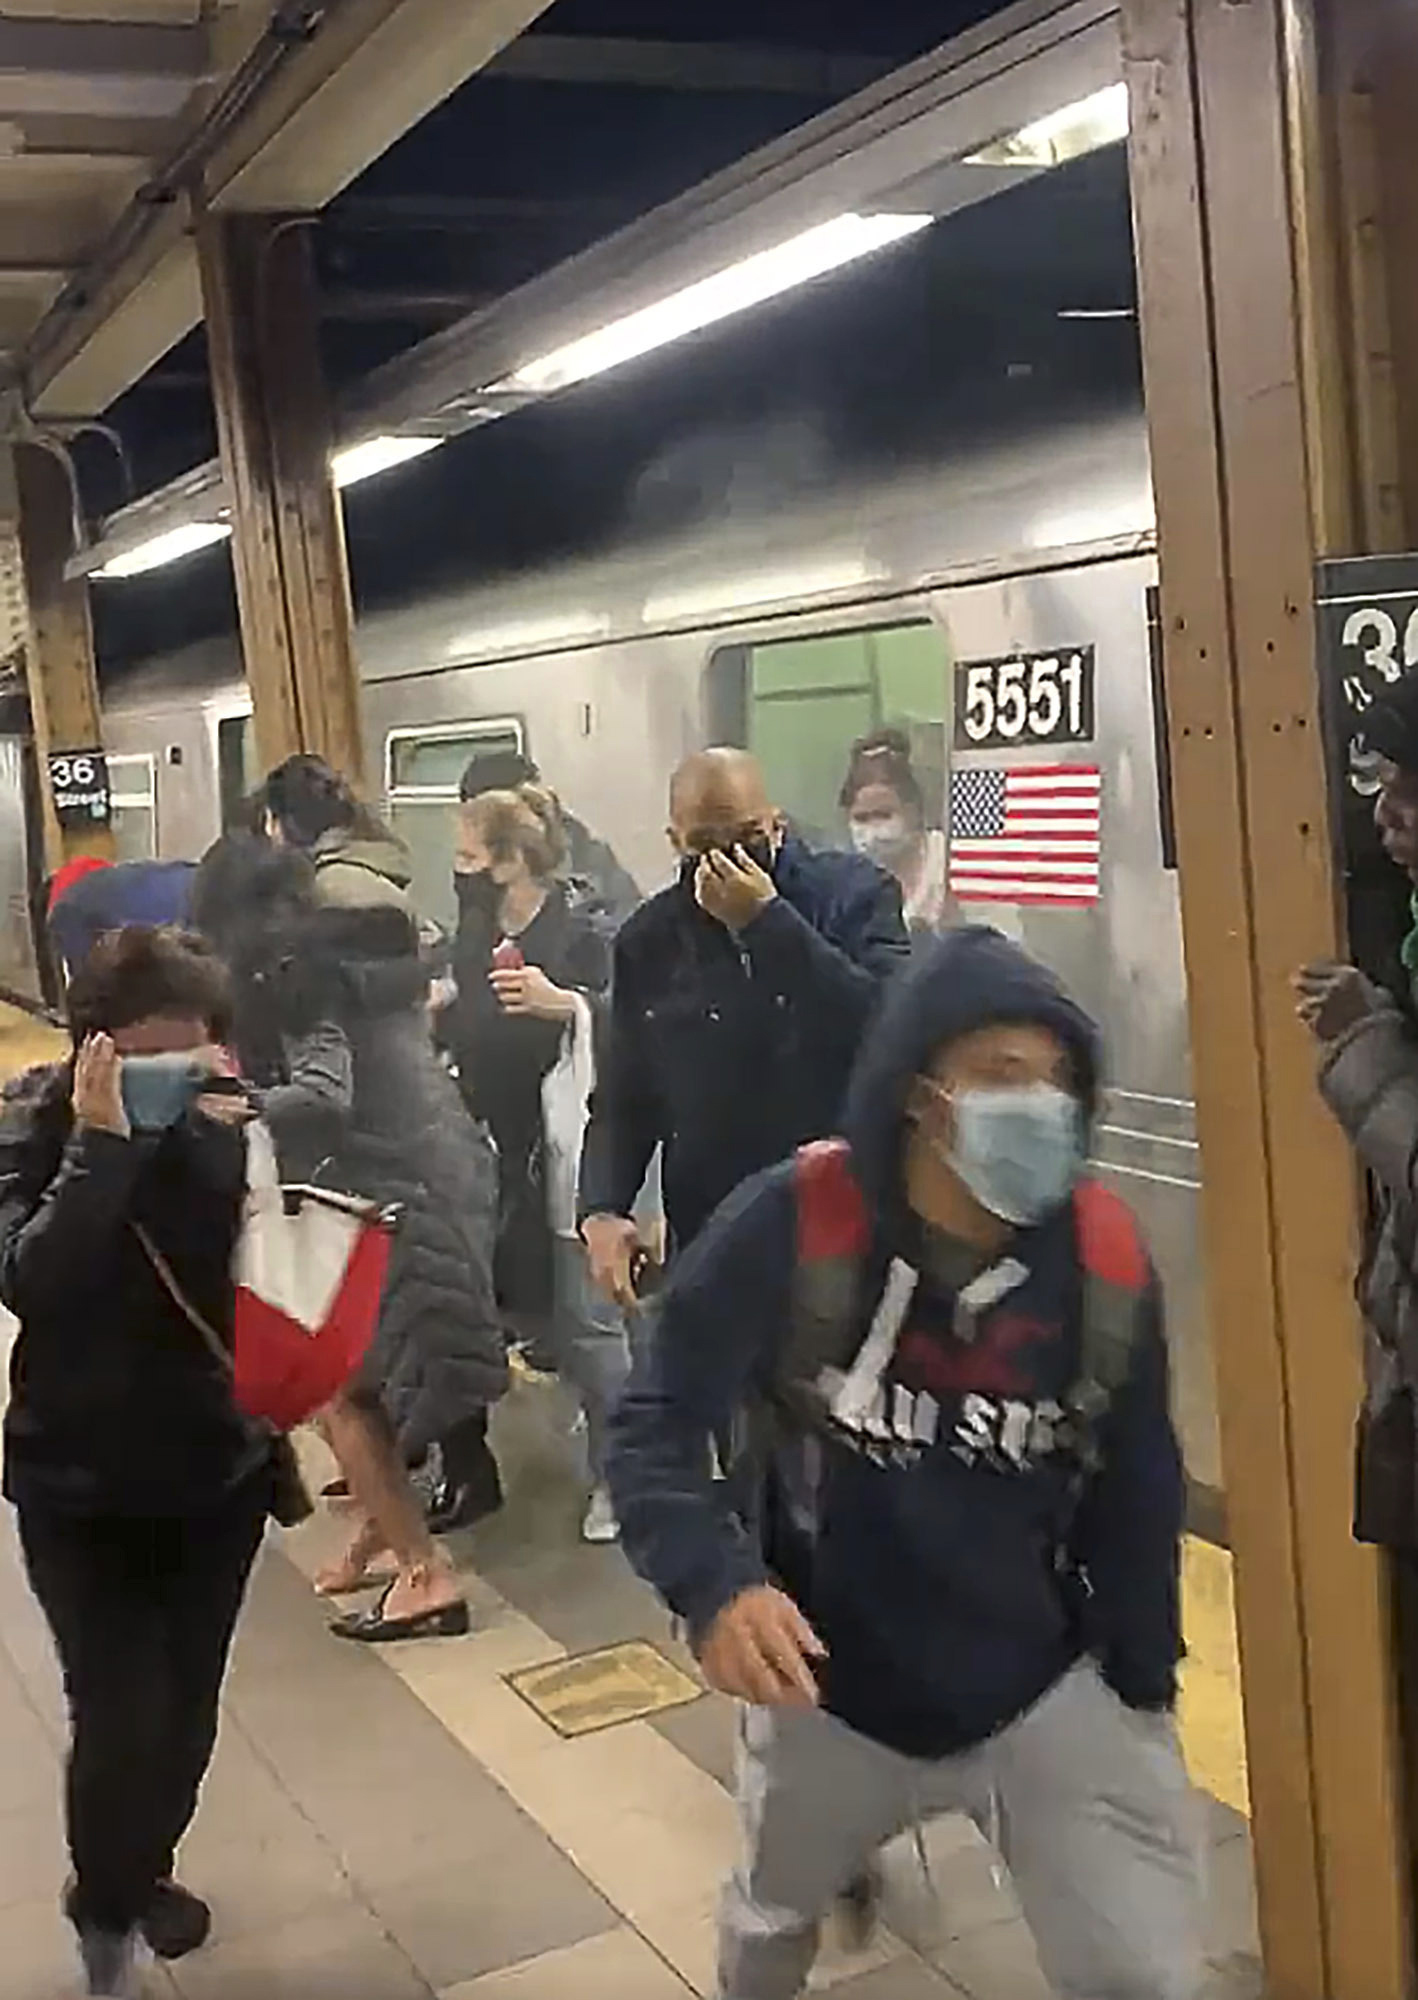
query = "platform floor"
xmin=0 ymin=1006 xmax=1262 ymax=2000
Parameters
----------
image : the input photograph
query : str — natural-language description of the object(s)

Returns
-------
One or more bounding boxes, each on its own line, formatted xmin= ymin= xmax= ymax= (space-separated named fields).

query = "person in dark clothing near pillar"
xmin=579 ymin=747 xmax=910 ymax=1302
xmin=608 ymin=929 xmax=1201 ymax=2000
xmin=0 ymin=928 xmax=275 ymax=1996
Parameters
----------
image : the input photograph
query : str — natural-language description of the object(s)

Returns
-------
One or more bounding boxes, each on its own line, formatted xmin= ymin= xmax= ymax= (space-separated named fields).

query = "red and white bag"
xmin=230 ymin=1122 xmax=396 ymax=1431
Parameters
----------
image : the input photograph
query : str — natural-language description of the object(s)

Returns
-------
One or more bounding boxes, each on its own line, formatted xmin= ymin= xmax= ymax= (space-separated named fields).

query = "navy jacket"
xmin=608 ymin=928 xmax=1184 ymax=1760
xmin=49 ymin=860 xmax=195 ymax=976
xmin=578 ymin=836 xmax=909 ymax=1250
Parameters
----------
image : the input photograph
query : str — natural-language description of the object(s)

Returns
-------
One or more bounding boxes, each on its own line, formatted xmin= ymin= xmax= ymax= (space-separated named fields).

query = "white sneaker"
xmin=581 ymin=1486 xmax=619 ymax=1544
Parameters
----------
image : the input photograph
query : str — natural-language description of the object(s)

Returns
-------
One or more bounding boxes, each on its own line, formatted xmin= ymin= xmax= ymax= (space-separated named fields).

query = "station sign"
xmin=1314 ymin=552 xmax=1418 ymax=982
xmin=46 ymin=747 xmax=111 ymax=828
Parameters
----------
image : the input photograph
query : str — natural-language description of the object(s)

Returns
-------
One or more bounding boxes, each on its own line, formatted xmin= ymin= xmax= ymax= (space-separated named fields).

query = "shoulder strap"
xmin=1065 ymin=1179 xmax=1151 ymax=1470
xmin=131 ymin=1222 xmax=234 ymax=1378
xmin=778 ymin=1141 xmax=873 ymax=1415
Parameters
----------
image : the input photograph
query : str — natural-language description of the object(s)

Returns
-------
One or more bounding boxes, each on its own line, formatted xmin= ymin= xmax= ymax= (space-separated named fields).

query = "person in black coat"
xmin=0 ymin=928 xmax=275 ymax=1994
xmin=579 ymin=747 xmax=911 ymax=1303
xmin=439 ymin=783 xmax=625 ymax=1542
xmin=192 ymin=802 xmax=505 ymax=1644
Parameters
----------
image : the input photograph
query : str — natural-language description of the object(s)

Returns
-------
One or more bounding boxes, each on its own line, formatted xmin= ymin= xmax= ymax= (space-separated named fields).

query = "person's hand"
xmin=1294 ymin=962 xmax=1381 ymax=1043
xmin=698 ymin=1585 xmax=828 ymax=1707
xmin=194 ymin=1087 xmax=258 ymax=1128
xmin=582 ymin=1212 xmax=640 ymax=1306
xmin=72 ymin=1034 xmax=129 ymax=1139
xmin=695 ymin=846 xmax=777 ymax=932
xmin=490 ymin=964 xmax=576 ymax=1020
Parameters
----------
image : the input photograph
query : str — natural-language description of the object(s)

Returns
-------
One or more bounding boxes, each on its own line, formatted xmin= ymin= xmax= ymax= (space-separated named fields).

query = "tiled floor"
xmin=0 ymin=1001 xmax=1262 ymax=2000
xmin=0 ymin=1374 xmax=1263 ymax=2000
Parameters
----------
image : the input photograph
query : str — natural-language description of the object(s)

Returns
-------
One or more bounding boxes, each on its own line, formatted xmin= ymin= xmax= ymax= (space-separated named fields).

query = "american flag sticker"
xmin=948 ymin=764 xmax=1102 ymax=907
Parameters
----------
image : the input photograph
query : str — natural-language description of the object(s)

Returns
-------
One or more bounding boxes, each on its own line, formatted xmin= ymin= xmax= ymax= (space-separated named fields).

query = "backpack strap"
xmin=1063 ymin=1179 xmax=1152 ymax=1473
xmin=778 ymin=1140 xmax=873 ymax=1418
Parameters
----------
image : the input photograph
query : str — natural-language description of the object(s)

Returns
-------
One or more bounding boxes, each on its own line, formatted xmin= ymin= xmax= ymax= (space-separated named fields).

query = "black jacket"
xmin=0 ymin=1067 xmax=271 ymax=1518
xmin=579 ymin=836 xmax=910 ymax=1250
xmin=443 ymin=883 xmax=609 ymax=1317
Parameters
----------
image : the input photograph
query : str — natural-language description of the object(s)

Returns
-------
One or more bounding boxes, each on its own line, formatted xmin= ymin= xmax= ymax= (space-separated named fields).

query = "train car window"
xmin=108 ymin=753 xmax=158 ymax=862
xmin=385 ymin=719 xmax=526 ymax=930
xmin=716 ymin=620 xmax=951 ymax=848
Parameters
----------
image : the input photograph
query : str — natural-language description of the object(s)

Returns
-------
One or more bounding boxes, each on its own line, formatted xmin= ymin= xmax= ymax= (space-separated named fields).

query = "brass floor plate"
xmin=507 ymin=1639 xmax=703 ymax=1737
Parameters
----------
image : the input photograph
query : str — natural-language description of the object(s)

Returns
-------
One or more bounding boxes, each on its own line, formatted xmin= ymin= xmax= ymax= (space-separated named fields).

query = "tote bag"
xmin=139 ymin=1122 xmax=397 ymax=1433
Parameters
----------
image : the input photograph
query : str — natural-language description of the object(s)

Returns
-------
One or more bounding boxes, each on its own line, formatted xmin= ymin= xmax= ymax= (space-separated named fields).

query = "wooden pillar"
xmin=14 ymin=444 xmax=115 ymax=874
xmin=197 ymin=213 xmax=365 ymax=786
xmin=1122 ymin=2 xmax=1409 ymax=1997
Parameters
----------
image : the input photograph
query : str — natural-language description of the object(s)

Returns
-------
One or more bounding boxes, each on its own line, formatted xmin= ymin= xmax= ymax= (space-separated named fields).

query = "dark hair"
xmin=839 ymin=728 xmax=926 ymax=820
xmin=261 ymin=755 xmax=387 ymax=850
xmin=66 ymin=926 xmax=231 ymax=1047
xmin=460 ymin=748 xmax=539 ymax=802
xmin=463 ymin=783 xmax=567 ymax=879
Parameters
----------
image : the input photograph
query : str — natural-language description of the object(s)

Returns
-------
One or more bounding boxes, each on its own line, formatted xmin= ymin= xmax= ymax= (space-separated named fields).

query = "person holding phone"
xmin=579 ymin=748 xmax=910 ymax=1301
xmin=0 ymin=928 xmax=274 ymax=1997
xmin=438 ymin=783 xmax=620 ymax=1542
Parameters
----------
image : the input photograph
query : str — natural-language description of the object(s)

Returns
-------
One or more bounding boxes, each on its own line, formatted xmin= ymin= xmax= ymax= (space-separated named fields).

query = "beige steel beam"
xmin=1123 ymin=0 xmax=1410 ymax=1994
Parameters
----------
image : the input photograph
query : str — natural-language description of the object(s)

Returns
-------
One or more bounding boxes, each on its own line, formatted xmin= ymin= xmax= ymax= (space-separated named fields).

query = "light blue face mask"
xmin=941 ymin=1081 xmax=1084 ymax=1226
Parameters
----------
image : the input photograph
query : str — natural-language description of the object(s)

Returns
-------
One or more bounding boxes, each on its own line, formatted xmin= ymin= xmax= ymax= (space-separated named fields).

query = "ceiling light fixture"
xmin=333 ymin=434 xmax=443 ymax=489
xmin=965 ymin=82 xmax=1129 ymax=169
xmin=501 ymin=211 xmax=933 ymax=398
xmin=1057 ymin=306 xmax=1136 ymax=321
xmin=93 ymin=520 xmax=233 ymax=580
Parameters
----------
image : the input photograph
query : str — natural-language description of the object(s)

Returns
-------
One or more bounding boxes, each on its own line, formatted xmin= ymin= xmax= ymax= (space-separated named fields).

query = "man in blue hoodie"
xmin=608 ymin=928 xmax=1201 ymax=2000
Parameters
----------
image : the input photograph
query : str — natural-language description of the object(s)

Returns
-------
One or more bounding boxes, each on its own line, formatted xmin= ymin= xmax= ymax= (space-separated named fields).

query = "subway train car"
xmin=13 ymin=399 xmax=1215 ymax=1505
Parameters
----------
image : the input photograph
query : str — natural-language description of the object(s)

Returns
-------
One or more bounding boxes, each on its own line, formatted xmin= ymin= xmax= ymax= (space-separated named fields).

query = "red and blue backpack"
xmin=778 ymin=1138 xmax=1152 ymax=1473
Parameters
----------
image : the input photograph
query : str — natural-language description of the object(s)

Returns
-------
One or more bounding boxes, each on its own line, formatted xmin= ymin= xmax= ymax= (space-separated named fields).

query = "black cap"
xmin=1360 ymin=675 xmax=1418 ymax=773
xmin=459 ymin=749 xmax=538 ymax=801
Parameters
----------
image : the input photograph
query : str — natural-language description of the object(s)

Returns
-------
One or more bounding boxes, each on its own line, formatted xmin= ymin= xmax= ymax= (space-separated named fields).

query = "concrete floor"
xmin=0 ymin=1004 xmax=1262 ymax=2000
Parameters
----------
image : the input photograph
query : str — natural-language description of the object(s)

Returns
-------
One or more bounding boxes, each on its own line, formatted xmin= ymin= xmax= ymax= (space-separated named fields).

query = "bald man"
xmin=580 ymin=749 xmax=910 ymax=1301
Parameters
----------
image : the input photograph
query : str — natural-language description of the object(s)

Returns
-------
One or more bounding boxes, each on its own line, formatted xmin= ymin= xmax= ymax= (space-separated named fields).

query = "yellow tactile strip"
xmin=507 ymin=1641 xmax=703 ymax=1739
xmin=1179 ymin=1534 xmax=1249 ymax=1817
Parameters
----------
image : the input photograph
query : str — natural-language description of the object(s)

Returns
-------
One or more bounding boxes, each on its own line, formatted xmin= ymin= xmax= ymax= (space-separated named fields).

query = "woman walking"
xmin=0 ymin=928 xmax=274 ymax=1995
xmin=194 ymin=760 xmax=506 ymax=1640
xmin=440 ymin=783 xmax=625 ymax=1542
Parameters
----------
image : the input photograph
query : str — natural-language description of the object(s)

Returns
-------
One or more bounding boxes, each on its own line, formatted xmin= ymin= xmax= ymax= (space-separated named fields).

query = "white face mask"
xmin=850 ymin=816 xmax=914 ymax=867
xmin=934 ymin=1081 xmax=1084 ymax=1226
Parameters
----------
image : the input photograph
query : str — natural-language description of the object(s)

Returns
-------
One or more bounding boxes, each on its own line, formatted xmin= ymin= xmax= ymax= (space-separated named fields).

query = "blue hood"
xmin=842 ymin=925 xmax=1101 ymax=1216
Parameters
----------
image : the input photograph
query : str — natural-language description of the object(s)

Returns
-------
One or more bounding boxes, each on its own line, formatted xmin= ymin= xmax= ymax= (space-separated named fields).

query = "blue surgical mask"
xmin=940 ymin=1081 xmax=1084 ymax=1226
xmin=120 ymin=1053 xmax=200 ymax=1132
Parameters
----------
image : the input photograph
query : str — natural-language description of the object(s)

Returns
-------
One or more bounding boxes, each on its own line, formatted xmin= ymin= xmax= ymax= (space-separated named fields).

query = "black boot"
xmin=426 ymin=1411 xmax=504 ymax=1533
xmin=142 ymin=1881 xmax=212 ymax=1960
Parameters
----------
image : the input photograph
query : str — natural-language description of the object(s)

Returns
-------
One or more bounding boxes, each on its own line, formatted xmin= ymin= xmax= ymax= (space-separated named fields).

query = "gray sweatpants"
xmin=721 ymin=1664 xmax=1204 ymax=2000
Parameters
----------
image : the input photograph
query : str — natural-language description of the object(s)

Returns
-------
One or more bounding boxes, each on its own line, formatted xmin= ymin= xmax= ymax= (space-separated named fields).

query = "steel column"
xmin=1123 ymin=0 xmax=1410 ymax=1994
xmin=13 ymin=443 xmax=114 ymax=874
xmin=198 ymin=212 xmax=364 ymax=787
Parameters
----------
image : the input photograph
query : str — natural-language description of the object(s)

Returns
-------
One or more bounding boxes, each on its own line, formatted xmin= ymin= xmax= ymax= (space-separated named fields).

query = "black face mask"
xmin=455 ymin=869 xmax=502 ymax=919
xmin=678 ymin=834 xmax=778 ymax=892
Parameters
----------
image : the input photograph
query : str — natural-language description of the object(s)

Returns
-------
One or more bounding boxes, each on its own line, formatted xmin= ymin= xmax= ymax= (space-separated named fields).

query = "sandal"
xmin=330 ymin=1582 xmax=470 ymax=1644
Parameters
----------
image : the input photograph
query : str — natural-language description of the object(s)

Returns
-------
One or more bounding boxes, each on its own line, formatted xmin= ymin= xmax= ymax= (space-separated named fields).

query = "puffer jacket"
xmin=1319 ymin=1004 xmax=1418 ymax=1547
xmin=309 ymin=828 xmax=415 ymax=915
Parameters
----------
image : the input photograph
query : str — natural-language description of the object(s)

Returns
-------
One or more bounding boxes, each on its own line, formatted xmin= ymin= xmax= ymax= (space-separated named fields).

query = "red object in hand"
xmin=492 ymin=938 xmax=525 ymax=971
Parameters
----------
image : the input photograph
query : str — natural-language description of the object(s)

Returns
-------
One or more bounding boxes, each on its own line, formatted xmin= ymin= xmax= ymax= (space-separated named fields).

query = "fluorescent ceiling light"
xmin=333 ymin=434 xmax=443 ymax=489
xmin=502 ymin=212 xmax=933 ymax=398
xmin=1057 ymin=306 xmax=1135 ymax=321
xmin=965 ymin=82 xmax=1129 ymax=169
xmin=94 ymin=520 xmax=232 ymax=580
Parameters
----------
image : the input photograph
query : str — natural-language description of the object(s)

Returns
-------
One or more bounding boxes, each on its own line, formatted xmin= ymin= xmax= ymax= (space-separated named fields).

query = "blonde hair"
xmin=462 ymin=783 xmax=567 ymax=880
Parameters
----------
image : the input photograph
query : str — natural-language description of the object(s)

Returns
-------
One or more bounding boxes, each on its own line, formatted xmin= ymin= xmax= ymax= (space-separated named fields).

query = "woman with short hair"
xmin=0 ymin=927 xmax=274 ymax=1996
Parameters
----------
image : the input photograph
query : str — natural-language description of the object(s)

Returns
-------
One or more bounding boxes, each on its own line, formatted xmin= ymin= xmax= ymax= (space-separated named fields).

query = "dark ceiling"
xmin=84 ymin=0 xmax=1141 ymax=672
